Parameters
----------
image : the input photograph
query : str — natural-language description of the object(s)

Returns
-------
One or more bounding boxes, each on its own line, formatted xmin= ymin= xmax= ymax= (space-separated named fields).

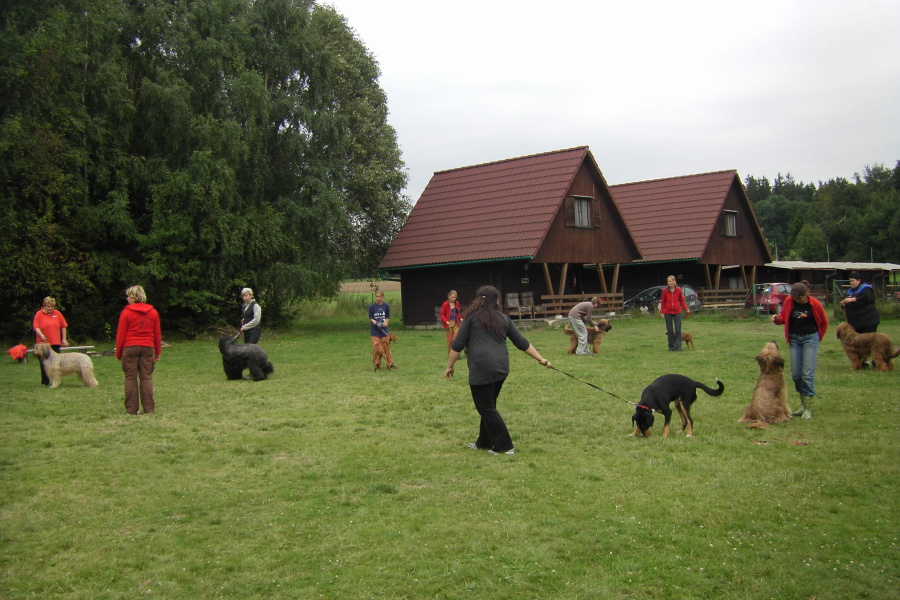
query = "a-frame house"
xmin=378 ymin=147 xmax=642 ymax=325
xmin=610 ymin=171 xmax=772 ymax=294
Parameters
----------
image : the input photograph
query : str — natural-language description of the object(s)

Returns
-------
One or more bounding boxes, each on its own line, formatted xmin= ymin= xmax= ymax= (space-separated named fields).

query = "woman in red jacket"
xmin=658 ymin=275 xmax=691 ymax=351
xmin=440 ymin=290 xmax=463 ymax=352
xmin=772 ymin=282 xmax=828 ymax=419
xmin=116 ymin=285 xmax=162 ymax=415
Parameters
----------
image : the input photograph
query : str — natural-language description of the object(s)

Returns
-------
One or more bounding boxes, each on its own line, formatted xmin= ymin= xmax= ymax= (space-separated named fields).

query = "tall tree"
xmin=0 ymin=0 xmax=409 ymax=339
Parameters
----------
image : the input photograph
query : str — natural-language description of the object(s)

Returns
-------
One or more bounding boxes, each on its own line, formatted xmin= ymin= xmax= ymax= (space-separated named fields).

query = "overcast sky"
xmin=325 ymin=0 xmax=900 ymax=202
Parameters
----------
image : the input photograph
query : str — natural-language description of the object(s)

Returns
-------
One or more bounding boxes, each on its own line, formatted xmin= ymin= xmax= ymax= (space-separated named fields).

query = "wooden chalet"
xmin=378 ymin=147 xmax=643 ymax=325
xmin=610 ymin=171 xmax=773 ymax=306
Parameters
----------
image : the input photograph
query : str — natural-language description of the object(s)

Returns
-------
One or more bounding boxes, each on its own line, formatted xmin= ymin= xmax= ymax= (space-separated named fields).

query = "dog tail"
xmin=697 ymin=378 xmax=725 ymax=397
xmin=263 ymin=361 xmax=274 ymax=375
xmin=890 ymin=346 xmax=900 ymax=360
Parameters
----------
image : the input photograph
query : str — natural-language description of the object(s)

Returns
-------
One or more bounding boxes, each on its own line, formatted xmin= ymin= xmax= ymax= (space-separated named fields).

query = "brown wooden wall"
xmin=700 ymin=182 xmax=771 ymax=266
xmin=534 ymin=164 xmax=641 ymax=264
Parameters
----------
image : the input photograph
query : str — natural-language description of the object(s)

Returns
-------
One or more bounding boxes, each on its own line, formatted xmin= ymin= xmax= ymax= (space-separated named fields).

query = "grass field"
xmin=1 ymin=302 xmax=898 ymax=599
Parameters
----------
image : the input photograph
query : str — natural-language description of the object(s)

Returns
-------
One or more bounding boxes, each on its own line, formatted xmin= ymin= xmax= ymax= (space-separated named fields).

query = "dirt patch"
xmin=340 ymin=281 xmax=401 ymax=294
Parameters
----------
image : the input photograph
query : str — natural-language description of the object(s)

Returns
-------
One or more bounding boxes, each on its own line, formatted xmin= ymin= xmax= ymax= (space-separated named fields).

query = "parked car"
xmin=623 ymin=285 xmax=702 ymax=314
xmin=746 ymin=282 xmax=791 ymax=313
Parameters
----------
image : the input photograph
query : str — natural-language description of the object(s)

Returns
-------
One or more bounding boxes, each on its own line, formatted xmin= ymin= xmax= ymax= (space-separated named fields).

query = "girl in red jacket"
xmin=772 ymin=282 xmax=828 ymax=419
xmin=440 ymin=290 xmax=463 ymax=352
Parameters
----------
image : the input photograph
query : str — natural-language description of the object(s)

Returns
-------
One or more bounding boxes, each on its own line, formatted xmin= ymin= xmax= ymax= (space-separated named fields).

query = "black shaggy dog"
xmin=630 ymin=374 xmax=724 ymax=438
xmin=219 ymin=335 xmax=274 ymax=381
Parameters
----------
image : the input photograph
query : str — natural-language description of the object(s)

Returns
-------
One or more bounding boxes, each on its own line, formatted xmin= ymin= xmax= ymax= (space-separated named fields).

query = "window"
xmin=574 ymin=197 xmax=591 ymax=227
xmin=723 ymin=210 xmax=737 ymax=237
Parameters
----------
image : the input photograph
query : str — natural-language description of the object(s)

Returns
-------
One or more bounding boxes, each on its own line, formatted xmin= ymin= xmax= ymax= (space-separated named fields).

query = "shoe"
xmin=466 ymin=443 xmax=481 ymax=450
xmin=488 ymin=449 xmax=515 ymax=455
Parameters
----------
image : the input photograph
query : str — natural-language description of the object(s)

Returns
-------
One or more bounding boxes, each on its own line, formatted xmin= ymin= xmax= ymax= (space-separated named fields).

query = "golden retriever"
xmin=739 ymin=341 xmax=790 ymax=429
xmin=836 ymin=323 xmax=900 ymax=372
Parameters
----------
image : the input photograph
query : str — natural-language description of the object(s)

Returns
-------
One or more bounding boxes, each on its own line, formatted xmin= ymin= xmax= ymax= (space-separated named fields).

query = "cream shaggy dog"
xmin=739 ymin=341 xmax=790 ymax=429
xmin=34 ymin=343 xmax=99 ymax=388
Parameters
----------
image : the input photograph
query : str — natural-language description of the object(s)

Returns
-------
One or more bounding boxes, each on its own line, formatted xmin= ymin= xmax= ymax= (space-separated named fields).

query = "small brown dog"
xmin=681 ymin=333 xmax=695 ymax=350
xmin=373 ymin=333 xmax=398 ymax=371
xmin=564 ymin=319 xmax=612 ymax=354
xmin=34 ymin=343 xmax=99 ymax=388
xmin=739 ymin=341 xmax=790 ymax=429
xmin=836 ymin=323 xmax=900 ymax=372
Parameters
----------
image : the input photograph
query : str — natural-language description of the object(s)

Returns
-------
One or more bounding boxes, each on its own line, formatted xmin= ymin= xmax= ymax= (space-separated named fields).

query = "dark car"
xmin=623 ymin=285 xmax=702 ymax=314
xmin=746 ymin=282 xmax=791 ymax=313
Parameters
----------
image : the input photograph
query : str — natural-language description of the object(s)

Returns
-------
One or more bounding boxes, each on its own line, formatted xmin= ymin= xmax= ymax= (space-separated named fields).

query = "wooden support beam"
xmin=558 ymin=263 xmax=569 ymax=295
xmin=596 ymin=264 xmax=609 ymax=294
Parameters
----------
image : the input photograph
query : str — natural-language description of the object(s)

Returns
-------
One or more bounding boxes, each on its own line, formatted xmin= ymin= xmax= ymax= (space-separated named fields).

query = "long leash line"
xmin=547 ymin=365 xmax=640 ymax=407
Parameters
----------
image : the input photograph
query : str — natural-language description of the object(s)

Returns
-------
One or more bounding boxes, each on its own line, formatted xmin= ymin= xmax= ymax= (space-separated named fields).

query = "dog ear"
xmin=774 ymin=355 xmax=785 ymax=368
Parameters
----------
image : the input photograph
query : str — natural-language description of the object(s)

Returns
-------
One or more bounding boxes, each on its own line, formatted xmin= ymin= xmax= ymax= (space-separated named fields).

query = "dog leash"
xmin=752 ymin=432 xmax=807 ymax=445
xmin=548 ymin=366 xmax=639 ymax=407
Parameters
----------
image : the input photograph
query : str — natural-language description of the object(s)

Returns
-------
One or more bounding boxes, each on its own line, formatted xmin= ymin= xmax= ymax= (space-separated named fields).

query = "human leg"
xmin=469 ymin=379 xmax=513 ymax=452
xmin=243 ymin=327 xmax=261 ymax=345
xmin=136 ymin=346 xmax=155 ymax=414
xmin=672 ymin=313 xmax=683 ymax=350
xmin=121 ymin=347 xmax=140 ymax=415
xmin=790 ymin=334 xmax=818 ymax=417
xmin=664 ymin=314 xmax=676 ymax=350
xmin=568 ymin=317 xmax=590 ymax=355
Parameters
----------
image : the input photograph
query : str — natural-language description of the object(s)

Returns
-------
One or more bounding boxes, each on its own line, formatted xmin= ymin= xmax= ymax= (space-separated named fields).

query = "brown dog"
xmin=373 ymin=333 xmax=398 ymax=371
xmin=681 ymin=333 xmax=695 ymax=350
xmin=836 ymin=323 xmax=900 ymax=372
xmin=739 ymin=341 xmax=790 ymax=429
xmin=564 ymin=319 xmax=612 ymax=354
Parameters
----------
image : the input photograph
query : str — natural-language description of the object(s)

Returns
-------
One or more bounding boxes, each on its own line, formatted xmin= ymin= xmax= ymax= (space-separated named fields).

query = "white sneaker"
xmin=488 ymin=449 xmax=515 ymax=455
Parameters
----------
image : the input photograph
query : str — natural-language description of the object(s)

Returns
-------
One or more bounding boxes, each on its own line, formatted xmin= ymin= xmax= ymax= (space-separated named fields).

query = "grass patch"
xmin=1 ymin=310 xmax=898 ymax=599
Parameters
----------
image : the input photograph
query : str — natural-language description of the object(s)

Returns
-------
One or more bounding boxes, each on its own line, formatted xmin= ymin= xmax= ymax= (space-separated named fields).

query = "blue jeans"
xmin=789 ymin=333 xmax=819 ymax=397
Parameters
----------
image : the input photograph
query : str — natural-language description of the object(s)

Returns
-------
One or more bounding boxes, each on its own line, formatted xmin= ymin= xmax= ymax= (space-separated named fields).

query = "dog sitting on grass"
xmin=739 ymin=341 xmax=791 ymax=429
xmin=33 ymin=343 xmax=99 ymax=388
xmin=219 ymin=335 xmax=274 ymax=381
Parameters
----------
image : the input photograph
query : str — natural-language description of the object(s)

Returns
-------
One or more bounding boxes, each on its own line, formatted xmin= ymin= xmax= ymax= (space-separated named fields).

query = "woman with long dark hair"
xmin=445 ymin=285 xmax=552 ymax=455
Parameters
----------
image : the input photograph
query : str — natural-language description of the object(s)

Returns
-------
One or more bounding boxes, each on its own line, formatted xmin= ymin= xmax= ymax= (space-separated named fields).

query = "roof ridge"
xmin=610 ymin=169 xmax=737 ymax=188
xmin=434 ymin=146 xmax=589 ymax=175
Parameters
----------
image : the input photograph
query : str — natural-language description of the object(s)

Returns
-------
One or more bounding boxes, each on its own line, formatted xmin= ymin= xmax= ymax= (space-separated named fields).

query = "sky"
xmin=325 ymin=0 xmax=900 ymax=203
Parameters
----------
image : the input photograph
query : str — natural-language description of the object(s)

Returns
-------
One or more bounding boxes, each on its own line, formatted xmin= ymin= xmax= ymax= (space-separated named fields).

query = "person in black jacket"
xmin=840 ymin=272 xmax=880 ymax=333
xmin=240 ymin=288 xmax=262 ymax=344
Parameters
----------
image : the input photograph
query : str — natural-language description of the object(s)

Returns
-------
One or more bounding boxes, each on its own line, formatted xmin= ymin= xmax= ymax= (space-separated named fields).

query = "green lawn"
xmin=1 ymin=309 xmax=898 ymax=599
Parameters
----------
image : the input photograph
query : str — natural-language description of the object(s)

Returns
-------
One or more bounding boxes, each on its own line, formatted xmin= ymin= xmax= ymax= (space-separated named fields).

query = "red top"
xmin=33 ymin=309 xmax=68 ymax=345
xmin=659 ymin=286 xmax=689 ymax=315
xmin=116 ymin=303 xmax=162 ymax=359
xmin=772 ymin=296 xmax=828 ymax=344
xmin=440 ymin=300 xmax=462 ymax=329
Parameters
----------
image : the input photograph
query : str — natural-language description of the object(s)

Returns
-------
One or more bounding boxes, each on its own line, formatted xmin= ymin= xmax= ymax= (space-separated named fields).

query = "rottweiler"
xmin=631 ymin=374 xmax=724 ymax=438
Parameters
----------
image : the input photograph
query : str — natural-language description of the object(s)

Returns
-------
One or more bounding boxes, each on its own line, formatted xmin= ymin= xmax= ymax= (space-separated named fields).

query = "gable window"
xmin=574 ymin=197 xmax=591 ymax=227
xmin=723 ymin=210 xmax=738 ymax=237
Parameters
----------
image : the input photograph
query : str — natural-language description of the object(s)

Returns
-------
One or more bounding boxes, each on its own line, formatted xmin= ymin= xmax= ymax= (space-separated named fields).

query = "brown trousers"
xmin=121 ymin=346 xmax=155 ymax=414
xmin=444 ymin=321 xmax=459 ymax=351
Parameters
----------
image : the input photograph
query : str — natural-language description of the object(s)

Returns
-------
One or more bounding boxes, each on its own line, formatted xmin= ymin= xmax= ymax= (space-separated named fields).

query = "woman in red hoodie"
xmin=116 ymin=285 xmax=162 ymax=415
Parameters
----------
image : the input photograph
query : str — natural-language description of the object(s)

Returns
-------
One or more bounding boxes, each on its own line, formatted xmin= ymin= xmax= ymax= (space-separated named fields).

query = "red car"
xmin=747 ymin=282 xmax=791 ymax=313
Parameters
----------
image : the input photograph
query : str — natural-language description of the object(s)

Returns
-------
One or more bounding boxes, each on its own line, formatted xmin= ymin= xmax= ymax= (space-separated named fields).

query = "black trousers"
xmin=469 ymin=378 xmax=513 ymax=452
xmin=243 ymin=327 xmax=261 ymax=345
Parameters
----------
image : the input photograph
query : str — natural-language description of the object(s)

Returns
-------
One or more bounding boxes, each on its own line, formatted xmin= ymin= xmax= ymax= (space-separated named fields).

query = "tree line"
xmin=0 ymin=0 xmax=410 ymax=342
xmin=745 ymin=163 xmax=900 ymax=264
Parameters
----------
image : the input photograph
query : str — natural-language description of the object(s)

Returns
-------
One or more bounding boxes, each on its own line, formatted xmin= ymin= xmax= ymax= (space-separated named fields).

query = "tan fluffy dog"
xmin=34 ymin=343 xmax=99 ymax=388
xmin=739 ymin=341 xmax=790 ymax=429
xmin=564 ymin=319 xmax=612 ymax=354
xmin=681 ymin=333 xmax=695 ymax=350
xmin=373 ymin=333 xmax=398 ymax=371
xmin=836 ymin=323 xmax=900 ymax=372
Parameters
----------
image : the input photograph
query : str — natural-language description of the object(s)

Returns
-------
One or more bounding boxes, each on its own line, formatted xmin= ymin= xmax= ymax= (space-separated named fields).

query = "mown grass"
xmin=1 ymin=305 xmax=898 ymax=599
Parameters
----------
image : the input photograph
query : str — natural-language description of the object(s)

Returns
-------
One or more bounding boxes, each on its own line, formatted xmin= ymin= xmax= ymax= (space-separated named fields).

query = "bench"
xmin=539 ymin=293 xmax=625 ymax=317
xmin=697 ymin=288 xmax=750 ymax=310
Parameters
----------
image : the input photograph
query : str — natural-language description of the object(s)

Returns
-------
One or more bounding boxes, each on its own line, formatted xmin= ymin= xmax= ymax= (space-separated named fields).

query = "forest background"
xmin=2 ymin=0 xmax=898 ymax=342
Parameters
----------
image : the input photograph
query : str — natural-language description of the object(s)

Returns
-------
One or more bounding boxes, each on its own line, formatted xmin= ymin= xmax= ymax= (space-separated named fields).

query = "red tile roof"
xmin=610 ymin=171 xmax=739 ymax=262
xmin=379 ymin=147 xmax=592 ymax=269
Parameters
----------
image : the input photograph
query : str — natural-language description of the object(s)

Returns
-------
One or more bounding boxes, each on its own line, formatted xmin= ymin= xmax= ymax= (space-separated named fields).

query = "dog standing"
xmin=739 ymin=341 xmax=791 ymax=429
xmin=681 ymin=333 xmax=695 ymax=350
xmin=219 ymin=335 xmax=274 ymax=381
xmin=373 ymin=333 xmax=398 ymax=371
xmin=835 ymin=323 xmax=900 ymax=372
xmin=630 ymin=374 xmax=724 ymax=438
xmin=564 ymin=319 xmax=612 ymax=354
xmin=33 ymin=343 xmax=99 ymax=388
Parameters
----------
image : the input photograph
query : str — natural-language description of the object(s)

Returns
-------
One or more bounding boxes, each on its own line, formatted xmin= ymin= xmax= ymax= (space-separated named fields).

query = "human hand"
xmin=444 ymin=366 xmax=454 ymax=380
